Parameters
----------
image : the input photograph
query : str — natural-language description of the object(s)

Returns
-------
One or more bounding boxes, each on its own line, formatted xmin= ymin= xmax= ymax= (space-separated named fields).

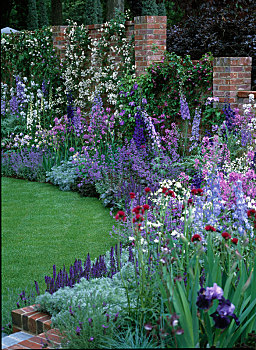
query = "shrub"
xmin=166 ymin=0 xmax=255 ymax=60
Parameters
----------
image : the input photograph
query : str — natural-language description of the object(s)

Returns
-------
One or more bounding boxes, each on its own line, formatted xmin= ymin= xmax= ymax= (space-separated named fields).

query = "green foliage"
xmin=100 ymin=325 xmax=160 ymax=348
xmin=37 ymin=0 xmax=49 ymax=27
xmin=157 ymin=1 xmax=167 ymax=16
xmin=27 ymin=0 xmax=39 ymax=30
xmin=46 ymin=157 xmax=79 ymax=191
xmin=116 ymin=52 xmax=213 ymax=134
xmin=63 ymin=0 xmax=103 ymax=25
xmin=141 ymin=0 xmax=158 ymax=16
xmin=1 ymin=27 xmax=64 ymax=97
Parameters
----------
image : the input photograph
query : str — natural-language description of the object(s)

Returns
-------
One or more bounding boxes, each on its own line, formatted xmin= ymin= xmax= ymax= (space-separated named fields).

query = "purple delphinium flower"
xmin=232 ymin=180 xmax=253 ymax=236
xmin=180 ymin=94 xmax=191 ymax=120
xmin=189 ymin=108 xmax=201 ymax=151
xmin=133 ymin=112 xmax=146 ymax=148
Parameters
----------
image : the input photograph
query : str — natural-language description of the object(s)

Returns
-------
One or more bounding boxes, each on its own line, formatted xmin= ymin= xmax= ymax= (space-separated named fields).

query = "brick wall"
xmin=50 ymin=20 xmax=255 ymax=108
xmin=51 ymin=16 xmax=166 ymax=75
xmin=134 ymin=16 xmax=166 ymax=76
xmin=213 ymin=57 xmax=253 ymax=109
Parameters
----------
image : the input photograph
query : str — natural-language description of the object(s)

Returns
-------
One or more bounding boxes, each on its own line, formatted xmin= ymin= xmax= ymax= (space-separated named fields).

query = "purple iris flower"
xmin=210 ymin=297 xmax=240 ymax=329
xmin=196 ymin=288 xmax=212 ymax=309
xmin=205 ymin=283 xmax=224 ymax=300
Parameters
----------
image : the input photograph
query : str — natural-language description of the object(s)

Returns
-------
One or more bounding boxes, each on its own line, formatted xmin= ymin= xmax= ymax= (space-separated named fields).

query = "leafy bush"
xmin=46 ymin=157 xmax=79 ymax=191
xmin=116 ymin=52 xmax=213 ymax=134
xmin=166 ymin=0 xmax=255 ymax=60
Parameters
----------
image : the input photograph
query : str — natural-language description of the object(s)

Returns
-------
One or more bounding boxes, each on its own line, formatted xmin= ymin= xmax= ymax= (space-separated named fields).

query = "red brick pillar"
xmin=213 ymin=57 xmax=252 ymax=109
xmin=52 ymin=26 xmax=68 ymax=59
xmin=134 ymin=16 xmax=167 ymax=76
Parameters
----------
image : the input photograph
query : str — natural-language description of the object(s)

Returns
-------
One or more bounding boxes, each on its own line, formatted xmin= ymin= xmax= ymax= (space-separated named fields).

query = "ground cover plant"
xmin=1 ymin=15 xmax=256 ymax=348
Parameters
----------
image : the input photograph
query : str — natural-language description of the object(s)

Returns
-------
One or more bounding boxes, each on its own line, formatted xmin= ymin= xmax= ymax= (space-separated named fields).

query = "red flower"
xmin=143 ymin=204 xmax=150 ymax=210
xmin=132 ymin=205 xmax=141 ymax=214
xmin=129 ymin=192 xmax=136 ymax=199
xmin=205 ymin=225 xmax=216 ymax=232
xmin=191 ymin=188 xmax=204 ymax=196
xmin=191 ymin=234 xmax=202 ymax=242
xmin=187 ymin=198 xmax=193 ymax=206
xmin=165 ymin=190 xmax=175 ymax=198
xmin=247 ymin=209 xmax=256 ymax=218
xmin=145 ymin=187 xmax=151 ymax=193
xmin=115 ymin=210 xmax=126 ymax=221
xmin=231 ymin=238 xmax=238 ymax=245
xmin=162 ymin=187 xmax=168 ymax=193
xmin=222 ymin=232 xmax=231 ymax=240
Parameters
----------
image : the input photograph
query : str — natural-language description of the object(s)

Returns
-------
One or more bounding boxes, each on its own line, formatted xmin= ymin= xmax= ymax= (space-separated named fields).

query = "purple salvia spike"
xmin=53 ymin=265 xmax=56 ymax=281
xmin=34 ymin=281 xmax=40 ymax=296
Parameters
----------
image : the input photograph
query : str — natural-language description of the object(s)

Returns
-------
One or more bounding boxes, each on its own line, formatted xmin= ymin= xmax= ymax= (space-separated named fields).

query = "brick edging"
xmin=8 ymin=305 xmax=65 ymax=349
xmin=11 ymin=305 xmax=52 ymax=335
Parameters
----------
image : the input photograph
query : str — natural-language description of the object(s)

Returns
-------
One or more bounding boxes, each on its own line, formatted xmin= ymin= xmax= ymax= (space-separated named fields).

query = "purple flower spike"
xmin=76 ymin=326 xmax=81 ymax=335
xmin=180 ymin=94 xmax=191 ymax=120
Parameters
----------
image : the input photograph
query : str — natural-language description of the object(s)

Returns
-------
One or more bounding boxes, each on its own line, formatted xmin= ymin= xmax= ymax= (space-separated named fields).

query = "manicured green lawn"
xmin=1 ymin=177 xmax=117 ymax=300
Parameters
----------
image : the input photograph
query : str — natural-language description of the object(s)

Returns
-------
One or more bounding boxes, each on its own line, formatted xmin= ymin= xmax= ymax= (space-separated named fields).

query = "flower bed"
xmin=1 ymin=16 xmax=256 ymax=349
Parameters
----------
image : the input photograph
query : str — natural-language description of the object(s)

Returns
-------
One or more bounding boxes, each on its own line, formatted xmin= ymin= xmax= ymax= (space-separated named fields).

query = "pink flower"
xmin=69 ymin=147 xmax=75 ymax=152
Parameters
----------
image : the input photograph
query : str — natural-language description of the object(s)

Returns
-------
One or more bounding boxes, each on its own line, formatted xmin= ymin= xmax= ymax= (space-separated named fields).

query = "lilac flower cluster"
xmin=1 ymin=148 xmax=48 ymax=181
xmin=37 ymin=242 xmax=133 ymax=295
xmin=222 ymin=103 xmax=236 ymax=133
xmin=231 ymin=180 xmax=253 ymax=237
xmin=196 ymin=283 xmax=240 ymax=329
xmin=180 ymin=94 xmax=191 ymax=120
xmin=133 ymin=111 xmax=146 ymax=148
xmin=189 ymin=108 xmax=201 ymax=151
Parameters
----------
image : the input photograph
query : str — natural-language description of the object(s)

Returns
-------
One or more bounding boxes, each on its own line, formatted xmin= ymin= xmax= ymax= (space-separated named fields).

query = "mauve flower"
xmin=69 ymin=147 xmax=74 ymax=152
xmin=142 ymin=98 xmax=147 ymax=104
xmin=144 ymin=323 xmax=153 ymax=331
xmin=76 ymin=326 xmax=81 ymax=335
xmin=231 ymin=238 xmax=238 ymax=245
xmin=88 ymin=337 xmax=94 ymax=342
